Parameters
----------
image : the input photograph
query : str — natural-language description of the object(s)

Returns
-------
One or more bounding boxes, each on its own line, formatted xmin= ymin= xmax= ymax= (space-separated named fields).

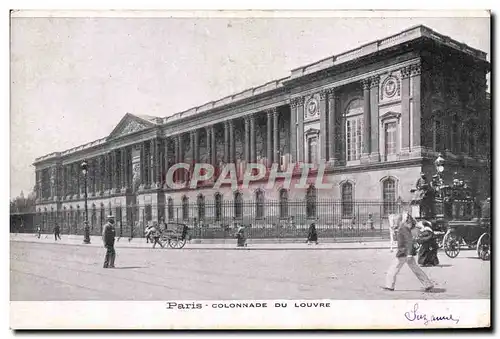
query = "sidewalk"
xmin=10 ymin=233 xmax=392 ymax=250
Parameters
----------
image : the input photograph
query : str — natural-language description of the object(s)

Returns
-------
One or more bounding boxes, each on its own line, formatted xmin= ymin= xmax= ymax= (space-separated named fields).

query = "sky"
xmin=9 ymin=12 xmax=490 ymax=199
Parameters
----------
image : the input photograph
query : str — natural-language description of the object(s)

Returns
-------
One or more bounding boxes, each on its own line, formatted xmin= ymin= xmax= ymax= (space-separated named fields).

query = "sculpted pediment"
xmin=108 ymin=113 xmax=157 ymax=140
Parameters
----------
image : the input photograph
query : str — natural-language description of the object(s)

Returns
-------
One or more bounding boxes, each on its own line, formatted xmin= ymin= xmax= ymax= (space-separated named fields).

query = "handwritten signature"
xmin=405 ymin=303 xmax=460 ymax=326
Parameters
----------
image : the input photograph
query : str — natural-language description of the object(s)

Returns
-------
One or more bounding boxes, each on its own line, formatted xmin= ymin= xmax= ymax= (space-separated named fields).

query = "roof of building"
xmin=34 ymin=24 xmax=489 ymax=164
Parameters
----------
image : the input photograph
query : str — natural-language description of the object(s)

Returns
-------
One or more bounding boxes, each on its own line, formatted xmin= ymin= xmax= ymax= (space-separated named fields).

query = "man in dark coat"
xmin=54 ymin=223 xmax=61 ymax=241
xmin=102 ymin=215 xmax=116 ymax=268
xmin=383 ymin=213 xmax=434 ymax=291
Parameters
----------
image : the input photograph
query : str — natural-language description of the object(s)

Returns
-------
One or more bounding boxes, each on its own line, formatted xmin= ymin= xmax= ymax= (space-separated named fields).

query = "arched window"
xmin=214 ymin=193 xmax=222 ymax=222
xmin=255 ymin=190 xmax=265 ymax=220
xmin=182 ymin=196 xmax=189 ymax=221
xmin=345 ymin=98 xmax=364 ymax=161
xmin=167 ymin=197 xmax=174 ymax=221
xmin=341 ymin=182 xmax=353 ymax=218
xmin=383 ymin=178 xmax=397 ymax=216
xmin=279 ymin=189 xmax=289 ymax=219
xmin=197 ymin=194 xmax=205 ymax=221
xmin=234 ymin=191 xmax=243 ymax=220
xmin=306 ymin=185 xmax=317 ymax=219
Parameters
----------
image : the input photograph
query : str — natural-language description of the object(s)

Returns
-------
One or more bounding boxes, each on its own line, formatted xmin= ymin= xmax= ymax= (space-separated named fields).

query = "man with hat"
xmin=102 ymin=214 xmax=116 ymax=268
xmin=383 ymin=212 xmax=434 ymax=292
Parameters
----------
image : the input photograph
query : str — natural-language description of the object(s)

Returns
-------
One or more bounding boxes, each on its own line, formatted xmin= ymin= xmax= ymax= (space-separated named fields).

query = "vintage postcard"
xmin=9 ymin=9 xmax=491 ymax=330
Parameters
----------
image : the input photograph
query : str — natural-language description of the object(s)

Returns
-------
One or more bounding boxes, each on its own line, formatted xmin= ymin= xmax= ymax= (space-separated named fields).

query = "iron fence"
xmin=19 ymin=199 xmax=409 ymax=240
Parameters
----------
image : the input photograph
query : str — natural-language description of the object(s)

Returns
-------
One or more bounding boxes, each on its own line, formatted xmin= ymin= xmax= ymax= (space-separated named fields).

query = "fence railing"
xmin=15 ymin=200 xmax=409 ymax=239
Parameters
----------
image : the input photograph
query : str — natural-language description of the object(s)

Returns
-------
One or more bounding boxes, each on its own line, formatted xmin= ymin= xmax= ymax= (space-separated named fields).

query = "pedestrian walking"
xmin=383 ymin=213 xmax=434 ymax=292
xmin=36 ymin=224 xmax=41 ymax=239
xmin=102 ymin=215 xmax=116 ymax=269
xmin=306 ymin=223 xmax=318 ymax=245
xmin=150 ymin=222 xmax=164 ymax=249
xmin=54 ymin=223 xmax=62 ymax=241
xmin=236 ymin=225 xmax=247 ymax=247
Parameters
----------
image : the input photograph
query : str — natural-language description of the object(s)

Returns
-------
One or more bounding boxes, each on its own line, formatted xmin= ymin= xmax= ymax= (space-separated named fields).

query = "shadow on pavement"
xmin=399 ymin=288 xmax=447 ymax=293
xmin=112 ymin=266 xmax=147 ymax=269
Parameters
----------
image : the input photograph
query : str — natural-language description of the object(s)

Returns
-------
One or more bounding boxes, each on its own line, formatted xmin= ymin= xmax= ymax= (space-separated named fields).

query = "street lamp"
xmin=81 ymin=160 xmax=91 ymax=244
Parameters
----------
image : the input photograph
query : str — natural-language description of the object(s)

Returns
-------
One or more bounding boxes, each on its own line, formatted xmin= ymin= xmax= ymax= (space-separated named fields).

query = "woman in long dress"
xmin=416 ymin=221 xmax=439 ymax=267
xmin=307 ymin=223 xmax=318 ymax=245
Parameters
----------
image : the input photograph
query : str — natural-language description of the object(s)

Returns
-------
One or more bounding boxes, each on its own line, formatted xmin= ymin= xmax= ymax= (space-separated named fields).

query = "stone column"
xmin=327 ymin=88 xmax=338 ymax=164
xmin=410 ymin=63 xmax=422 ymax=156
xmin=189 ymin=131 xmax=195 ymax=166
xmin=140 ymin=143 xmax=146 ymax=187
xmin=401 ymin=66 xmax=411 ymax=154
xmin=120 ymin=149 xmax=126 ymax=190
xmin=60 ymin=165 xmax=66 ymax=198
xmin=112 ymin=150 xmax=119 ymax=192
xmin=100 ymin=155 xmax=106 ymax=194
xmin=108 ymin=152 xmax=113 ymax=192
xmin=163 ymin=139 xmax=169 ymax=187
xmin=193 ymin=130 xmax=199 ymax=164
xmin=150 ymin=139 xmax=156 ymax=187
xmin=89 ymin=160 xmax=95 ymax=195
xmin=266 ymin=109 xmax=273 ymax=166
xmin=35 ymin=170 xmax=40 ymax=200
xmin=210 ymin=126 xmax=217 ymax=167
xmin=75 ymin=163 xmax=81 ymax=197
xmin=319 ymin=90 xmax=328 ymax=162
xmin=370 ymin=76 xmax=380 ymax=162
xmin=228 ymin=120 xmax=234 ymax=164
xmin=362 ymin=78 xmax=371 ymax=158
xmin=205 ymin=126 xmax=212 ymax=165
xmin=250 ymin=114 xmax=256 ymax=163
xmin=273 ymin=108 xmax=279 ymax=164
xmin=178 ymin=134 xmax=184 ymax=182
xmin=244 ymin=116 xmax=250 ymax=163
xmin=173 ymin=136 xmax=179 ymax=182
xmin=289 ymin=99 xmax=297 ymax=163
xmin=221 ymin=122 xmax=228 ymax=163
xmin=296 ymin=97 xmax=305 ymax=162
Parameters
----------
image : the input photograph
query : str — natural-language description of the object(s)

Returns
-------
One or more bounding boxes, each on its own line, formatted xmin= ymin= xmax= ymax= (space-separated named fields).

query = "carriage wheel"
xmin=443 ymin=231 xmax=460 ymax=258
xmin=476 ymin=233 xmax=490 ymax=261
xmin=168 ymin=237 xmax=187 ymax=249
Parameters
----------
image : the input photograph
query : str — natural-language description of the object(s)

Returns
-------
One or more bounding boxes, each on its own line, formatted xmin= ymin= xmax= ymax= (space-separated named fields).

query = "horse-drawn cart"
xmin=160 ymin=222 xmax=190 ymax=249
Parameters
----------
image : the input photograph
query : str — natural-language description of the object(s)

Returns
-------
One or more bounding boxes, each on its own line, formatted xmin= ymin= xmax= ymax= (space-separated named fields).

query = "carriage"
xmin=443 ymin=197 xmax=490 ymax=260
xmin=410 ymin=166 xmax=490 ymax=260
xmin=159 ymin=222 xmax=190 ymax=249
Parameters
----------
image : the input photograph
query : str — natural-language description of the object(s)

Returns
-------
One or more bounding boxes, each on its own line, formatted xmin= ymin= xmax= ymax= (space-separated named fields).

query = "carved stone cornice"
xmin=401 ymin=66 xmax=411 ymax=79
xmin=362 ymin=79 xmax=371 ymax=90
xmin=370 ymin=76 xmax=380 ymax=88
xmin=410 ymin=63 xmax=422 ymax=77
xmin=319 ymin=90 xmax=328 ymax=100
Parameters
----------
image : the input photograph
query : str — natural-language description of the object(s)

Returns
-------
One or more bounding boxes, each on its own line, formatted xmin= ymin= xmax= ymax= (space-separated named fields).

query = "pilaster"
xmin=369 ymin=75 xmax=380 ymax=162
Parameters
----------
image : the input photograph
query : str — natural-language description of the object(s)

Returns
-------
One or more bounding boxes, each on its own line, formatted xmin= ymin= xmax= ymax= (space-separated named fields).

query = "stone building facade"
xmin=33 ymin=25 xmax=491 ymax=234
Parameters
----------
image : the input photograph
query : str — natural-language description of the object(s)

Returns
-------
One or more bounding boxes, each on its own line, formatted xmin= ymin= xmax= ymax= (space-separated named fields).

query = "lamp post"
xmin=433 ymin=153 xmax=445 ymax=218
xmin=81 ymin=160 xmax=91 ymax=244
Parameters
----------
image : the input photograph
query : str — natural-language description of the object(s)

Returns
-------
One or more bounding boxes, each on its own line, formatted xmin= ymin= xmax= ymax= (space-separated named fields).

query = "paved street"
xmin=10 ymin=241 xmax=490 ymax=301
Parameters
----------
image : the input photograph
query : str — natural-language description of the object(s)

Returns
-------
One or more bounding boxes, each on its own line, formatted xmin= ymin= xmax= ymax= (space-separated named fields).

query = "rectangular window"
xmin=346 ymin=117 xmax=363 ymax=161
xmin=308 ymin=136 xmax=318 ymax=164
xmin=385 ymin=122 xmax=397 ymax=156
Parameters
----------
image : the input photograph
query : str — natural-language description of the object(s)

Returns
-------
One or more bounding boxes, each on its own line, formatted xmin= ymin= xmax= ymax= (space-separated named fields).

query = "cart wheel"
xmin=443 ymin=231 xmax=460 ymax=258
xmin=168 ymin=237 xmax=187 ymax=249
xmin=477 ymin=233 xmax=490 ymax=261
